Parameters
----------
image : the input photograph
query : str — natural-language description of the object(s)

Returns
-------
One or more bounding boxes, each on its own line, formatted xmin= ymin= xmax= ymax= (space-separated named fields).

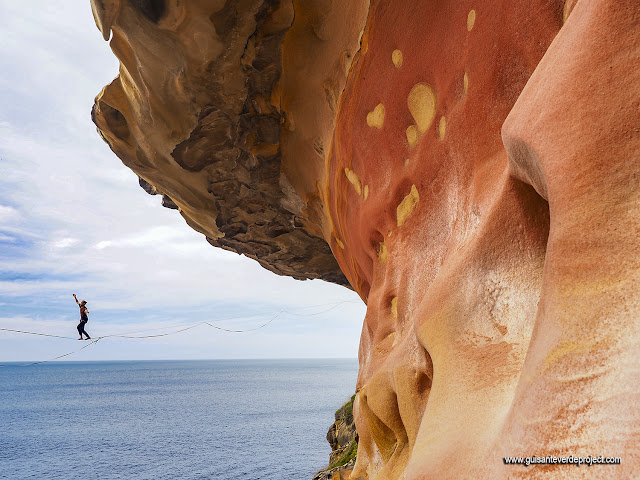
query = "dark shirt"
xmin=80 ymin=305 xmax=89 ymax=321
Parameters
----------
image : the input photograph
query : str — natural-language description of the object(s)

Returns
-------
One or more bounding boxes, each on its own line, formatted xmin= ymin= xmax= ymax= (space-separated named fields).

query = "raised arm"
xmin=73 ymin=293 xmax=79 ymax=305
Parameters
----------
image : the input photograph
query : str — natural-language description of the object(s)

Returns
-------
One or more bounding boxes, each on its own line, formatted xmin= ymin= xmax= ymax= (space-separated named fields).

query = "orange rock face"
xmin=93 ymin=0 xmax=640 ymax=478
xmin=327 ymin=2 xmax=555 ymax=477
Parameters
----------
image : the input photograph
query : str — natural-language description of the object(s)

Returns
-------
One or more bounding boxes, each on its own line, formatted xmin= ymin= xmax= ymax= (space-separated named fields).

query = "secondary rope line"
xmin=204 ymin=310 xmax=282 ymax=333
xmin=281 ymin=303 xmax=344 ymax=317
xmin=105 ymin=310 xmax=283 ymax=337
xmin=91 ymin=320 xmax=204 ymax=337
xmin=0 ymin=338 xmax=101 ymax=368
xmin=104 ymin=322 xmax=206 ymax=339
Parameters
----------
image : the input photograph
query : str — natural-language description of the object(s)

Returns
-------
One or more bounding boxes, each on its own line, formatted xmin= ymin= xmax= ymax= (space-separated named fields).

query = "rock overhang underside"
xmin=91 ymin=0 xmax=372 ymax=287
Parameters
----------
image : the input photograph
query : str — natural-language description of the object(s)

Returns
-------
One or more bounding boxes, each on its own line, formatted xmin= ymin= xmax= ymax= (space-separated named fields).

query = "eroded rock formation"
xmin=314 ymin=395 xmax=359 ymax=480
xmin=91 ymin=0 xmax=371 ymax=284
xmin=92 ymin=0 xmax=640 ymax=478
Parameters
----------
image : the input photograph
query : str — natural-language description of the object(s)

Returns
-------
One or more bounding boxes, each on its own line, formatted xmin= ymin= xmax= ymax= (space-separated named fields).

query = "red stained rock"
xmin=327 ymin=0 xmax=639 ymax=478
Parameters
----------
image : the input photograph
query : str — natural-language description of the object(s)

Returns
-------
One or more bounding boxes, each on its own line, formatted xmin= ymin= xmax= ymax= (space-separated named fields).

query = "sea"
xmin=0 ymin=359 xmax=359 ymax=480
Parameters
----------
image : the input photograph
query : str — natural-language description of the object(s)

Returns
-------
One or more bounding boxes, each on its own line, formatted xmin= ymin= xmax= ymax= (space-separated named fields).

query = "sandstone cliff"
xmin=314 ymin=395 xmax=359 ymax=480
xmin=92 ymin=1 xmax=640 ymax=478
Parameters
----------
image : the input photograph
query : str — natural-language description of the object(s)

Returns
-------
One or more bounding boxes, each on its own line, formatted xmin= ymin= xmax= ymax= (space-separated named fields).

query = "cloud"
xmin=52 ymin=237 xmax=79 ymax=249
xmin=0 ymin=280 xmax=76 ymax=297
xmin=94 ymin=240 xmax=111 ymax=250
xmin=0 ymin=205 xmax=19 ymax=222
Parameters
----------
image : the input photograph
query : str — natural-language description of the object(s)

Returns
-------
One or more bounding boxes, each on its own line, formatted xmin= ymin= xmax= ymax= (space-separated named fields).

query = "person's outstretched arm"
xmin=73 ymin=294 xmax=79 ymax=305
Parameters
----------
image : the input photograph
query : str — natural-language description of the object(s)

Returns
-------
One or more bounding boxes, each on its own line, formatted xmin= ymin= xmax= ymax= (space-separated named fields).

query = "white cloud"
xmin=52 ymin=237 xmax=79 ymax=249
xmin=0 ymin=205 xmax=19 ymax=223
xmin=94 ymin=240 xmax=112 ymax=250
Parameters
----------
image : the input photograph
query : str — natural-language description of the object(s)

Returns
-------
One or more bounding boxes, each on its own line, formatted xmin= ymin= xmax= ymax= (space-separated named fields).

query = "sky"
xmin=0 ymin=1 xmax=366 ymax=363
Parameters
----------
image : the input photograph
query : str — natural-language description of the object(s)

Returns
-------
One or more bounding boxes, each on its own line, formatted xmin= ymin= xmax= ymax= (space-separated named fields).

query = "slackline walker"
xmin=0 ymin=297 xmax=357 ymax=367
xmin=73 ymin=294 xmax=91 ymax=340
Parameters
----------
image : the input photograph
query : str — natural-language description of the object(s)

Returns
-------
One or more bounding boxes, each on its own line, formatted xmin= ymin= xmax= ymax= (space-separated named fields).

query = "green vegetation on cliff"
xmin=314 ymin=394 xmax=359 ymax=480
xmin=336 ymin=394 xmax=356 ymax=424
xmin=328 ymin=439 xmax=358 ymax=470
xmin=328 ymin=394 xmax=358 ymax=469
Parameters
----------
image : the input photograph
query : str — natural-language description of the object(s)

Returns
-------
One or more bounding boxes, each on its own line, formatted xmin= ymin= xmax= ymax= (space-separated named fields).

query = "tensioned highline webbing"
xmin=0 ymin=300 xmax=357 ymax=366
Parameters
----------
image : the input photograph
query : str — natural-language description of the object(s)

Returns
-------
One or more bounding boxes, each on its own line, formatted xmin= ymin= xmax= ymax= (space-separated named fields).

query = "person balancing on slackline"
xmin=73 ymin=294 xmax=91 ymax=340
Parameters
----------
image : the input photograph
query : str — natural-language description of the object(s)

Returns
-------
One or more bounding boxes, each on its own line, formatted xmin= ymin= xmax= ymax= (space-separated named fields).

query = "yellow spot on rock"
xmin=404 ymin=158 xmax=410 ymax=167
xmin=406 ymin=125 xmax=419 ymax=148
xmin=335 ymin=237 xmax=345 ymax=249
xmin=543 ymin=341 xmax=591 ymax=371
xmin=397 ymin=185 xmax=419 ymax=226
xmin=463 ymin=72 xmax=469 ymax=95
xmin=408 ymin=83 xmax=437 ymax=133
xmin=391 ymin=297 xmax=398 ymax=318
xmin=438 ymin=116 xmax=446 ymax=140
xmin=364 ymin=185 xmax=369 ymax=200
xmin=392 ymin=49 xmax=403 ymax=68
xmin=378 ymin=240 xmax=387 ymax=262
xmin=385 ymin=331 xmax=397 ymax=345
xmin=344 ymin=168 xmax=362 ymax=196
xmin=467 ymin=10 xmax=476 ymax=31
xmin=366 ymin=103 xmax=385 ymax=129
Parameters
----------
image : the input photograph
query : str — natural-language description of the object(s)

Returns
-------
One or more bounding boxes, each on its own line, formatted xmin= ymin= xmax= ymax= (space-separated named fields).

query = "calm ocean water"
xmin=0 ymin=359 xmax=358 ymax=480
